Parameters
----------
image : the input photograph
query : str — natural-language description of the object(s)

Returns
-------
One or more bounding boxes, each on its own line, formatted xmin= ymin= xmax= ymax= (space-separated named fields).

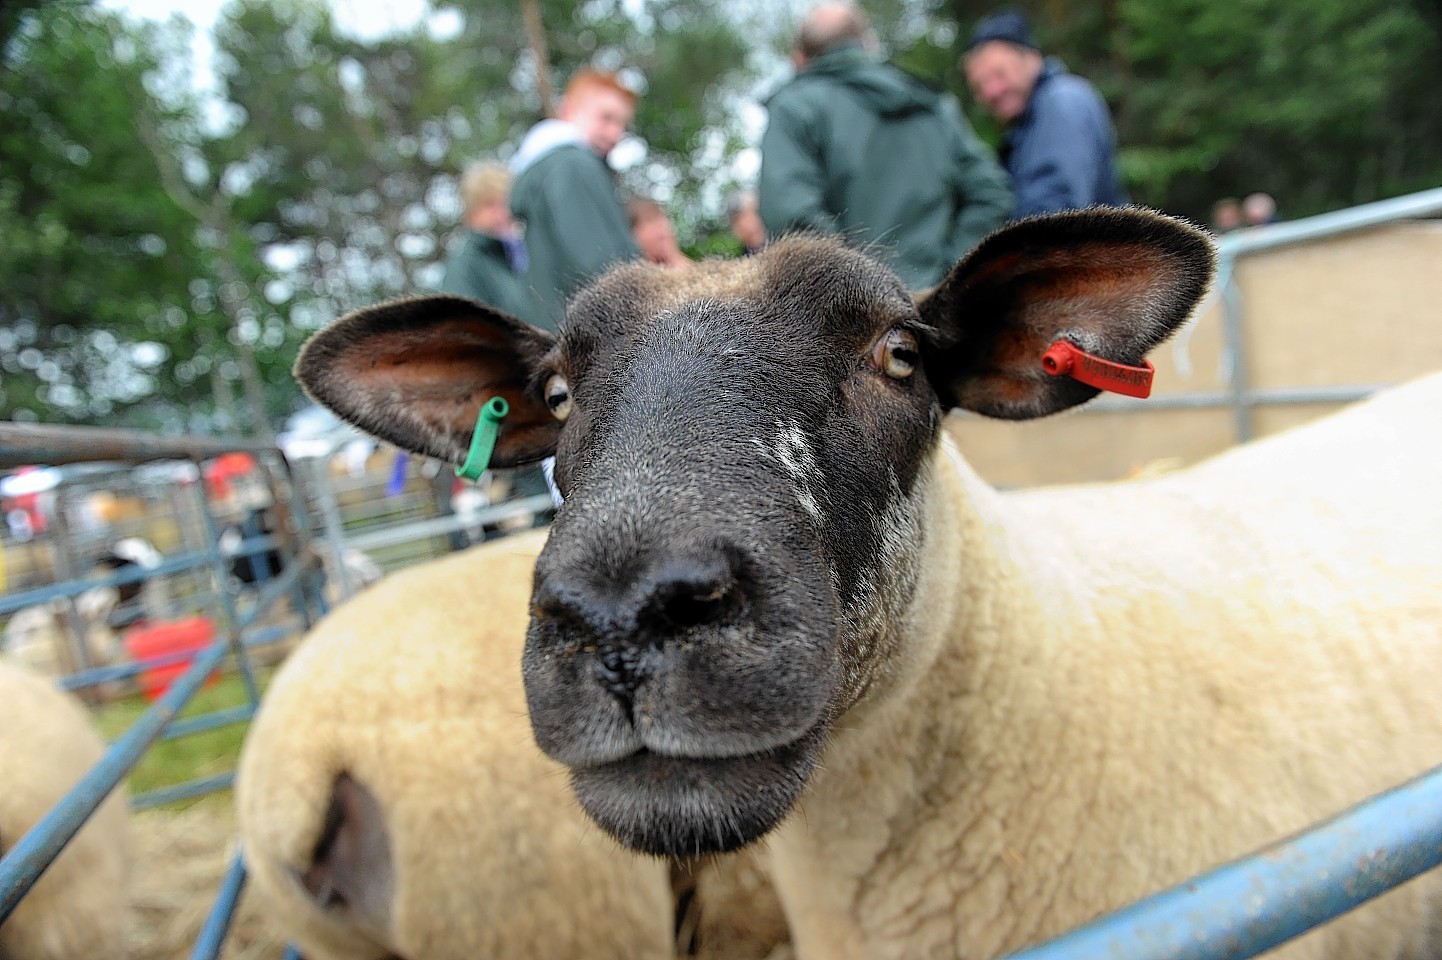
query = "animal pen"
xmin=2 ymin=187 xmax=1442 ymax=959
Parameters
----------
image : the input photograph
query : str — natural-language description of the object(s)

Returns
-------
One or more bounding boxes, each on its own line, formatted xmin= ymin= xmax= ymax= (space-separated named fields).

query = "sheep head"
xmin=295 ymin=208 xmax=1215 ymax=857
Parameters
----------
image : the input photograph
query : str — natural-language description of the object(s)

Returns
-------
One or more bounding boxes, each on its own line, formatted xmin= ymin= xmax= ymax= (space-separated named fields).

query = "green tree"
xmin=1119 ymin=0 xmax=1442 ymax=217
xmin=0 ymin=6 xmax=227 ymax=428
xmin=0 ymin=3 xmax=296 ymax=434
xmin=205 ymin=0 xmax=755 ymax=319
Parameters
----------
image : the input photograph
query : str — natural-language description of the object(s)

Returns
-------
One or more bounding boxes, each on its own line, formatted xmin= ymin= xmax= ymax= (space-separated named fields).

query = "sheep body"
xmin=766 ymin=371 xmax=1442 ymax=959
xmin=237 ymin=528 xmax=785 ymax=959
xmin=0 ymin=660 xmax=128 ymax=960
xmin=284 ymin=209 xmax=1439 ymax=958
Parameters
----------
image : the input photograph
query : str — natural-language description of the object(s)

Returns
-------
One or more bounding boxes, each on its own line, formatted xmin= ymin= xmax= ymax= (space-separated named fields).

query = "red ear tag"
xmin=1041 ymin=340 xmax=1155 ymax=399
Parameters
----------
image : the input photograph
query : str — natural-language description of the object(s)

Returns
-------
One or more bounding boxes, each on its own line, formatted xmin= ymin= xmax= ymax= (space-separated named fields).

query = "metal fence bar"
xmin=344 ymin=494 xmax=556 ymax=553
xmin=1003 ymin=763 xmax=1442 ymax=960
xmin=1214 ymin=187 xmax=1442 ymax=260
xmin=57 ymin=621 xmax=299 ymax=692
xmin=161 ymin=704 xmax=256 ymax=741
xmin=190 ymin=477 xmax=263 ymax=708
xmin=0 ymin=548 xmax=236 ymax=616
xmin=190 ymin=851 xmax=248 ymax=960
xmin=1042 ymin=383 xmax=1386 ymax=417
xmin=133 ymin=772 xmax=238 ymax=812
xmin=310 ymin=455 xmax=357 ymax=600
xmin=0 ymin=423 xmax=275 ymax=468
xmin=1217 ymin=257 xmax=1254 ymax=443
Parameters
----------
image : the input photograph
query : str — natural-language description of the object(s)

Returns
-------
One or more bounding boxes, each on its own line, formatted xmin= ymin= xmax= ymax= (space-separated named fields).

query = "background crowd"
xmin=2 ymin=0 xmax=1439 ymax=437
xmin=445 ymin=4 xmax=1168 ymax=333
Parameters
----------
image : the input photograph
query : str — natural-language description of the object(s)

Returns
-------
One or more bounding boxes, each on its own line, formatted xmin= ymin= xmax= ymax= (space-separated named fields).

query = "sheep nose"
xmin=532 ymin=555 xmax=744 ymax=701
xmin=592 ymin=644 xmax=661 ymax=701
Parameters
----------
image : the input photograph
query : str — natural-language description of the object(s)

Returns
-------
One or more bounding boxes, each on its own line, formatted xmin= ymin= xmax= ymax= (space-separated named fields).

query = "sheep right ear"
xmin=916 ymin=207 xmax=1215 ymax=420
xmin=294 ymin=295 xmax=560 ymax=468
xmin=301 ymin=774 xmax=394 ymax=941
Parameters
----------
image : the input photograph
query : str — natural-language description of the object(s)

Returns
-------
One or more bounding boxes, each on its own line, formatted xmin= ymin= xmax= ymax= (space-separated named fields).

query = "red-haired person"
xmin=509 ymin=69 xmax=643 ymax=326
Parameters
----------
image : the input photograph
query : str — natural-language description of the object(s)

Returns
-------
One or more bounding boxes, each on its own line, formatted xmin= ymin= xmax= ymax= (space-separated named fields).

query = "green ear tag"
xmin=455 ymin=396 xmax=509 ymax=482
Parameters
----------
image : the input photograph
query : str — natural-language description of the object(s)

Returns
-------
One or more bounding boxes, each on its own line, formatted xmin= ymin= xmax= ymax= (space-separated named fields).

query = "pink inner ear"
xmin=336 ymin=322 xmax=535 ymax=424
xmin=979 ymin=241 xmax=1188 ymax=354
xmin=938 ymin=234 xmax=1203 ymax=420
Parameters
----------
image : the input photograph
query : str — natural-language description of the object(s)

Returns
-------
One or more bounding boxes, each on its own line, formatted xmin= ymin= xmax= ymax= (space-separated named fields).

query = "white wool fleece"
xmin=764 ymin=371 xmax=1442 ymax=960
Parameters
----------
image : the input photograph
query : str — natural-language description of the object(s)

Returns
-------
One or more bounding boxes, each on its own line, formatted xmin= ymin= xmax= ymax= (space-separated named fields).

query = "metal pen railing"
xmin=1079 ymin=186 xmax=1442 ymax=442
xmin=0 ymin=423 xmax=326 ymax=921
xmin=1003 ymin=764 xmax=1442 ymax=960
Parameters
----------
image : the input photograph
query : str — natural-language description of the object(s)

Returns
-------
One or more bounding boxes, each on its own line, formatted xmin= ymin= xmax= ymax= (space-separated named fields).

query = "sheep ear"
xmin=294 ymin=295 xmax=560 ymax=468
xmin=916 ymin=207 xmax=1215 ymax=420
xmin=301 ymin=774 xmax=394 ymax=938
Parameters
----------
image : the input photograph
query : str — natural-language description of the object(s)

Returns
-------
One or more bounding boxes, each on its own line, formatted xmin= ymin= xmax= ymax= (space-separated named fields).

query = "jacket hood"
xmin=510 ymin=119 xmax=588 ymax=175
xmin=791 ymin=44 xmax=942 ymax=118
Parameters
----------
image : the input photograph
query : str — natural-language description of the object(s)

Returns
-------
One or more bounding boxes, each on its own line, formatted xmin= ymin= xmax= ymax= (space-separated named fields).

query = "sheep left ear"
xmin=294 ymin=295 xmax=559 ymax=468
xmin=916 ymin=207 xmax=1215 ymax=420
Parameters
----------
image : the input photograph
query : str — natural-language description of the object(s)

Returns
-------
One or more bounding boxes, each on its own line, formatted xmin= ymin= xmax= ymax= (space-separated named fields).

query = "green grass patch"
xmin=92 ymin=667 xmax=275 ymax=807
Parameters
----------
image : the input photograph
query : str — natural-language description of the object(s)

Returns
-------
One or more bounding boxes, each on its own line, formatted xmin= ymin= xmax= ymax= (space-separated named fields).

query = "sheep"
xmin=236 ymin=527 xmax=788 ymax=960
xmin=0 ymin=660 xmax=129 ymax=960
xmin=1 ymin=588 xmax=126 ymax=679
xmin=2 ymin=536 xmax=163 ymax=680
xmin=289 ymin=206 xmax=1442 ymax=959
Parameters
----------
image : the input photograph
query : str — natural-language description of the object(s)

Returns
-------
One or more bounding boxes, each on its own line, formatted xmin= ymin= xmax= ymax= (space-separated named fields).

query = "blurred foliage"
xmin=0 ymin=5 xmax=238 ymax=429
xmin=2 ymin=0 xmax=1440 ymax=430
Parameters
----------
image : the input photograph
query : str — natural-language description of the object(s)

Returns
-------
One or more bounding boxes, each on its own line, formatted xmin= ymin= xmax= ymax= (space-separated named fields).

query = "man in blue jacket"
xmin=963 ymin=9 xmax=1127 ymax=218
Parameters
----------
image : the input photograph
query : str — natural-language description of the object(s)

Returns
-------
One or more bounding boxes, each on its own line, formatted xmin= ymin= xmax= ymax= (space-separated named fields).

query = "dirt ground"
xmin=126 ymin=797 xmax=289 ymax=960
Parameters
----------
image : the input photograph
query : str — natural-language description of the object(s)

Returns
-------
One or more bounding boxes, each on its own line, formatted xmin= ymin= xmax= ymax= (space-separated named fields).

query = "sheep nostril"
xmin=530 ymin=582 xmax=569 ymax=622
xmin=656 ymin=580 xmax=739 ymax=631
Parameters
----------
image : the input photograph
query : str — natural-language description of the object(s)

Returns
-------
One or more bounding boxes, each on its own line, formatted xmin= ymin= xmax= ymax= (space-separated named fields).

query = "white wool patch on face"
xmin=769 ymin=420 xmax=824 ymax=526
xmin=835 ymin=466 xmax=929 ymax=708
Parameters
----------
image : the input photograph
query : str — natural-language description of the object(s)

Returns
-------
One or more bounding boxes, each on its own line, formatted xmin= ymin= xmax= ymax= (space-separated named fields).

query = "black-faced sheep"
xmin=236 ymin=527 xmax=787 ymax=960
xmin=0 ymin=660 xmax=129 ymax=959
xmin=2 ymin=536 xmax=161 ymax=679
xmin=291 ymin=207 xmax=1442 ymax=958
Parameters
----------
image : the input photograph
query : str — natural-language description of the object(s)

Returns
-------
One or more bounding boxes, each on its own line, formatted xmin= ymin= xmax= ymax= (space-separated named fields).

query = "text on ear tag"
xmin=1041 ymin=340 xmax=1155 ymax=399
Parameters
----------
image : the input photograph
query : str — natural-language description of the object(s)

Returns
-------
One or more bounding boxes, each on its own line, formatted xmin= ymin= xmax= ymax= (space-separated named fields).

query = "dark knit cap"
xmin=964 ymin=9 xmax=1039 ymax=53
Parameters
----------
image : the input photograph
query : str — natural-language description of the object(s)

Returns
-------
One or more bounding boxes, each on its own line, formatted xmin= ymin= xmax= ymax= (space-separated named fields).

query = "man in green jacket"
xmin=509 ymin=69 xmax=643 ymax=325
xmin=439 ymin=162 xmax=545 ymax=328
xmin=759 ymin=2 xmax=1013 ymax=290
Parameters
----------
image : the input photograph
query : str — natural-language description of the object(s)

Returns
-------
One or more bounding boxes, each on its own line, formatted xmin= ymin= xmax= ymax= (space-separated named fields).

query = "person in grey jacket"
xmin=758 ymin=2 xmax=1013 ymax=291
xmin=964 ymin=8 xmax=1128 ymax=218
xmin=438 ymin=162 xmax=545 ymax=328
xmin=438 ymin=162 xmax=555 ymax=532
xmin=509 ymin=69 xmax=642 ymax=326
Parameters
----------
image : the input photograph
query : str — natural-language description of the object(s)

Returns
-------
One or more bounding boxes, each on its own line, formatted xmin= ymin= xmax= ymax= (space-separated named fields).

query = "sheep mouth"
xmin=568 ymin=723 xmax=826 ymax=856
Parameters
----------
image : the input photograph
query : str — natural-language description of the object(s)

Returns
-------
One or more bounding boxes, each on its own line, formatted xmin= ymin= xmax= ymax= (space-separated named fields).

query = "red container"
xmin=124 ymin=617 xmax=219 ymax=701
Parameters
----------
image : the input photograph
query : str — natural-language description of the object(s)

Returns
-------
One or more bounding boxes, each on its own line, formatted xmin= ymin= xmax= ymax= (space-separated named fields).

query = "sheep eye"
xmin=870 ymin=328 xmax=919 ymax=380
xmin=545 ymin=374 xmax=573 ymax=421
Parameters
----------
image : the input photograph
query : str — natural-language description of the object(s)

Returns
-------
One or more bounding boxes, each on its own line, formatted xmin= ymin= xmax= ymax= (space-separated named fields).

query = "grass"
xmin=91 ymin=667 xmax=277 ymax=806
